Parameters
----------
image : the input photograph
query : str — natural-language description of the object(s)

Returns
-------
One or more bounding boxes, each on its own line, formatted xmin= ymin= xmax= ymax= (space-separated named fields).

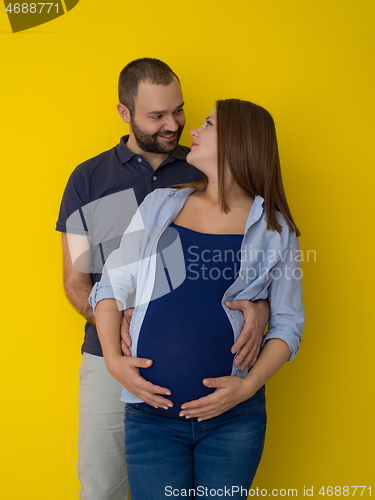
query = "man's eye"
xmin=175 ymin=108 xmax=184 ymax=114
xmin=151 ymin=115 xmax=162 ymax=120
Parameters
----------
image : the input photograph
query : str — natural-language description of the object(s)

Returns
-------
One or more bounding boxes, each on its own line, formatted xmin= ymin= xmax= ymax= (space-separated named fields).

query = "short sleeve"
xmin=55 ymin=166 xmax=88 ymax=234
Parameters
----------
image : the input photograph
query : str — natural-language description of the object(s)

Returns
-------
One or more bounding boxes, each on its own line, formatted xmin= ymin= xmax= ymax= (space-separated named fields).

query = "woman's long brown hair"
xmin=176 ymin=99 xmax=300 ymax=235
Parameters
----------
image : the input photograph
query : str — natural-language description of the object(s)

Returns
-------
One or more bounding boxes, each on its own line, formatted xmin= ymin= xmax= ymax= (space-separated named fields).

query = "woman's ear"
xmin=117 ymin=103 xmax=131 ymax=124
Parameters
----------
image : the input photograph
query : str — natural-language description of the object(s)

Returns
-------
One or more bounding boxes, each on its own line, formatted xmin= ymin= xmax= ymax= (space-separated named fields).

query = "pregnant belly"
xmin=137 ymin=298 xmax=235 ymax=414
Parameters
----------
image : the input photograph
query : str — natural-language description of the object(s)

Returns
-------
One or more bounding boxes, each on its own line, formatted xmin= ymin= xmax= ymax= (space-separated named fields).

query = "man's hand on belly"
xmin=120 ymin=309 xmax=134 ymax=356
xmin=226 ymin=299 xmax=269 ymax=369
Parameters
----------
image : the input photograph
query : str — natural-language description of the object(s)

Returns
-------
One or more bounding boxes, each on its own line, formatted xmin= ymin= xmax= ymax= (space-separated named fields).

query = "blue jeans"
xmin=124 ymin=387 xmax=266 ymax=499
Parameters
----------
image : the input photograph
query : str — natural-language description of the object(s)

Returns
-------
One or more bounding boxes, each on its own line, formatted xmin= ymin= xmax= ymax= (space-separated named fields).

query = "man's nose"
xmin=164 ymin=114 xmax=179 ymax=132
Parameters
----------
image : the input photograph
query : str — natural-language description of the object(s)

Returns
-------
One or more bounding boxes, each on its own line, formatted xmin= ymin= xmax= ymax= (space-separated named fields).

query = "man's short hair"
xmin=118 ymin=58 xmax=180 ymax=114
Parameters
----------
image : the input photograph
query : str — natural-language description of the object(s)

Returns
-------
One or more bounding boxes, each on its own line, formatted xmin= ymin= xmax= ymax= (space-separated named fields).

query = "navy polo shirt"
xmin=56 ymin=135 xmax=203 ymax=356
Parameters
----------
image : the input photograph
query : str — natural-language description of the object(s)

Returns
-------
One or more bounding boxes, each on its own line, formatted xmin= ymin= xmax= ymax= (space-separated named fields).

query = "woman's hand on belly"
xmin=179 ymin=375 xmax=255 ymax=421
xmin=180 ymin=339 xmax=292 ymax=421
xmin=106 ymin=355 xmax=174 ymax=410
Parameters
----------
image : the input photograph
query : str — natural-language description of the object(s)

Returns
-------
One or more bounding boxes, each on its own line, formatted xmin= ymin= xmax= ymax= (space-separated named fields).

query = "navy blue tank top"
xmin=138 ymin=222 xmax=243 ymax=414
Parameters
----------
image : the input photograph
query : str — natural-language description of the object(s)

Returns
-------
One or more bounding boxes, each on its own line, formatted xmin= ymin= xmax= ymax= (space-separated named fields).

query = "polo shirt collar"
xmin=116 ymin=135 xmax=188 ymax=164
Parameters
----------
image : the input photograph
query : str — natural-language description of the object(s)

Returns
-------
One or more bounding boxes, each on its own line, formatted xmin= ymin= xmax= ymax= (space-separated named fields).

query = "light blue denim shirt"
xmin=89 ymin=188 xmax=304 ymax=403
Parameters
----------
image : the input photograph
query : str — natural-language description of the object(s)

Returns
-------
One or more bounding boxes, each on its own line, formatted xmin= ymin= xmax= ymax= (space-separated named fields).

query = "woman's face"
xmin=186 ymin=108 xmax=217 ymax=174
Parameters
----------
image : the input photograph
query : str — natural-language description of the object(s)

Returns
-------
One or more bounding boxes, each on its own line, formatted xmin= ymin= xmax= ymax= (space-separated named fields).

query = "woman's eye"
xmin=206 ymin=121 xmax=212 ymax=127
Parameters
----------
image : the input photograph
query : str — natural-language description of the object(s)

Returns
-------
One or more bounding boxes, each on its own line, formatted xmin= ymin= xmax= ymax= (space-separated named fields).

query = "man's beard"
xmin=130 ymin=116 xmax=183 ymax=154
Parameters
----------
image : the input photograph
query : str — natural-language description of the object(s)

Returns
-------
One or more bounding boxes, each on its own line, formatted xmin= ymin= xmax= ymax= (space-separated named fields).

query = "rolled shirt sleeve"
xmin=88 ymin=207 xmax=147 ymax=314
xmin=261 ymin=230 xmax=304 ymax=360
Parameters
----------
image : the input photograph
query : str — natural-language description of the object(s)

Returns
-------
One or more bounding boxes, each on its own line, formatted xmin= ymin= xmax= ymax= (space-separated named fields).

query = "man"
xmin=56 ymin=58 xmax=268 ymax=500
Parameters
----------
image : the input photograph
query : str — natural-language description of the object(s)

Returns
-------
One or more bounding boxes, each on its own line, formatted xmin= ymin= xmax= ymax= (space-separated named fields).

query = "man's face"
xmin=130 ymin=78 xmax=185 ymax=154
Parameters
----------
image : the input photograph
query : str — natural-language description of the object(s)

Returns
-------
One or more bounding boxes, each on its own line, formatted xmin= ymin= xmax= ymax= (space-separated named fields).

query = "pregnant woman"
xmin=90 ymin=99 xmax=304 ymax=499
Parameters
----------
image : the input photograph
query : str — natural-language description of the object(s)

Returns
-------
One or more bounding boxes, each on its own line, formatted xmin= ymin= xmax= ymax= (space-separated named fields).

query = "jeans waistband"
xmin=139 ymin=403 xmax=188 ymax=419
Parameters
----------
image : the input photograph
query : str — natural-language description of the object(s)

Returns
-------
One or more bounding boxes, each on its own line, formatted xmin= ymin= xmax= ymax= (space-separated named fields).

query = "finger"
xmin=180 ymin=395 xmax=217 ymax=412
xmin=233 ymin=338 xmax=255 ymax=364
xmin=120 ymin=324 xmax=132 ymax=345
xmin=121 ymin=340 xmax=132 ymax=357
xmin=121 ymin=336 xmax=132 ymax=351
xmin=128 ymin=377 xmax=173 ymax=408
xmin=127 ymin=359 xmax=171 ymax=394
xmin=120 ymin=322 xmax=132 ymax=340
xmin=225 ymin=299 xmax=248 ymax=310
xmin=121 ymin=314 xmax=131 ymax=326
xmin=202 ymin=377 xmax=231 ymax=389
xmin=180 ymin=400 xmax=211 ymax=411
xmin=231 ymin=322 xmax=258 ymax=353
xmin=235 ymin=345 xmax=258 ymax=369
xmin=241 ymin=345 xmax=261 ymax=370
xmin=181 ymin=406 xmax=221 ymax=420
xmin=122 ymin=335 xmax=132 ymax=348
xmin=180 ymin=407 xmax=211 ymax=418
xmin=130 ymin=357 xmax=153 ymax=369
xmin=140 ymin=392 xmax=174 ymax=409
xmin=142 ymin=397 xmax=174 ymax=409
xmin=136 ymin=378 xmax=172 ymax=396
xmin=120 ymin=314 xmax=132 ymax=346
xmin=123 ymin=308 xmax=134 ymax=322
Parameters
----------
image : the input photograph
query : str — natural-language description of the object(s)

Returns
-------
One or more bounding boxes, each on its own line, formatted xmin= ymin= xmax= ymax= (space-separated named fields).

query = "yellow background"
xmin=1 ymin=0 xmax=374 ymax=498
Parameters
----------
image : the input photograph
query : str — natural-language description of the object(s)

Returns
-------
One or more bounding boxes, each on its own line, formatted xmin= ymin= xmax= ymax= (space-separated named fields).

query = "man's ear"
xmin=117 ymin=103 xmax=131 ymax=124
